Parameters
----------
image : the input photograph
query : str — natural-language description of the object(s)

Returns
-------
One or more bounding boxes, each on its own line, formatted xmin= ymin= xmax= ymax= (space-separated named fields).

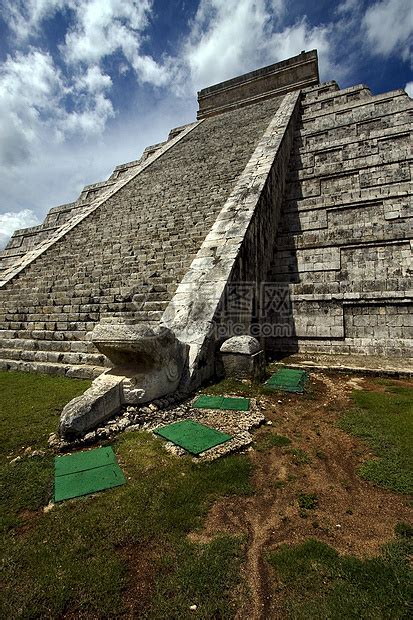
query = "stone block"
xmin=220 ymin=336 xmax=265 ymax=381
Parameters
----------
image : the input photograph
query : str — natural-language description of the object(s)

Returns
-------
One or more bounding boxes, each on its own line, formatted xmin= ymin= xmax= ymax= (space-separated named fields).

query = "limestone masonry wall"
xmin=267 ymin=82 xmax=412 ymax=357
xmin=0 ymin=96 xmax=282 ymax=377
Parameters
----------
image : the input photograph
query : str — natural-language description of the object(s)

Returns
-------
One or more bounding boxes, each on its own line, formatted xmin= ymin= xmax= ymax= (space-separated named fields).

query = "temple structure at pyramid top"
xmin=196 ymin=49 xmax=319 ymax=118
xmin=0 ymin=50 xmax=411 ymax=438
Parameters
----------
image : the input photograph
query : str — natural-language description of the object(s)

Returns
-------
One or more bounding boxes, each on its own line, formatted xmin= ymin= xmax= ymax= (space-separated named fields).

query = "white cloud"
xmin=4 ymin=1 xmax=171 ymax=87
xmin=3 ymin=0 xmax=68 ymax=40
xmin=75 ymin=65 xmax=112 ymax=93
xmin=183 ymin=0 xmax=336 ymax=91
xmin=0 ymin=209 xmax=40 ymax=249
xmin=0 ymin=47 xmax=117 ymax=169
xmin=363 ymin=0 xmax=413 ymax=62
xmin=59 ymin=93 xmax=115 ymax=136
xmin=62 ymin=0 xmax=172 ymax=86
xmin=0 ymin=49 xmax=65 ymax=166
xmin=336 ymin=0 xmax=359 ymax=15
xmin=405 ymin=81 xmax=413 ymax=97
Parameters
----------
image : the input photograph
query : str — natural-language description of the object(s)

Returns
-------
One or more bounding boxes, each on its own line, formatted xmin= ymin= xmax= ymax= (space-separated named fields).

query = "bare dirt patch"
xmin=188 ymin=372 xmax=413 ymax=620
xmin=120 ymin=542 xmax=161 ymax=619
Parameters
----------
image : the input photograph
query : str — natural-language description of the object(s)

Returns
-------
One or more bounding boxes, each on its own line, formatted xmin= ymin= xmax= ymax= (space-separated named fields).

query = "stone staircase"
xmin=0 ymin=123 xmax=193 ymax=275
xmin=0 ymin=331 xmax=108 ymax=378
xmin=0 ymin=96 xmax=283 ymax=377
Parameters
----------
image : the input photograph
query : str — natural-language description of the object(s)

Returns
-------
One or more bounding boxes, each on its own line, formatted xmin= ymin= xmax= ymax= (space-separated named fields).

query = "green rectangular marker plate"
xmin=193 ymin=395 xmax=250 ymax=411
xmin=54 ymin=464 xmax=126 ymax=502
xmin=54 ymin=446 xmax=125 ymax=502
xmin=222 ymin=397 xmax=250 ymax=411
xmin=55 ymin=446 xmax=116 ymax=476
xmin=265 ymin=368 xmax=308 ymax=393
xmin=154 ymin=420 xmax=232 ymax=455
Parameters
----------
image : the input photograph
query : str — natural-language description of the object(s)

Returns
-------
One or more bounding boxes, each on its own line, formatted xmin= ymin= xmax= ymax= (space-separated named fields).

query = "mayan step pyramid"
xmin=0 ymin=50 xmax=411 ymax=437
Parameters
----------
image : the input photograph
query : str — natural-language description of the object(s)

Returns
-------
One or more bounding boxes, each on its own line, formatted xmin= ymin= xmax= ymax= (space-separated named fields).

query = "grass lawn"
xmin=339 ymin=381 xmax=413 ymax=494
xmin=267 ymin=535 xmax=412 ymax=619
xmin=1 ymin=371 xmax=412 ymax=618
xmin=0 ymin=371 xmax=92 ymax=457
xmin=0 ymin=371 xmax=251 ymax=618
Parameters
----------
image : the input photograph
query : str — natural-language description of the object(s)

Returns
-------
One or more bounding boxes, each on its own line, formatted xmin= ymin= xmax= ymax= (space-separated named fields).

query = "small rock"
xmin=266 ymin=420 xmax=273 ymax=426
xmin=43 ymin=502 xmax=54 ymax=513
xmin=30 ymin=449 xmax=45 ymax=458
xmin=278 ymin=400 xmax=282 ymax=404
xmin=336 ymin=524 xmax=342 ymax=529
xmin=48 ymin=433 xmax=60 ymax=447
xmin=189 ymin=604 xmax=197 ymax=611
xmin=149 ymin=403 xmax=158 ymax=412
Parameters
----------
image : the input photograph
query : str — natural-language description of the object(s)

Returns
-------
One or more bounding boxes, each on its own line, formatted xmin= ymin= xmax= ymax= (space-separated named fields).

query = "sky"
xmin=0 ymin=0 xmax=412 ymax=249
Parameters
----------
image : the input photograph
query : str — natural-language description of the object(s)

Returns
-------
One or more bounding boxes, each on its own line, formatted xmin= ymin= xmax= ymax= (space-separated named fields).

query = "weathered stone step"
xmin=101 ymin=309 xmax=164 ymax=322
xmin=287 ymin=149 xmax=410 ymax=181
xmin=0 ymin=329 xmax=90 ymax=341
xmin=301 ymin=81 xmax=340 ymax=103
xmin=142 ymin=300 xmax=169 ymax=311
xmin=0 ymin=337 xmax=98 ymax=354
xmin=302 ymin=85 xmax=372 ymax=113
xmin=0 ymin=358 xmax=106 ymax=379
xmin=282 ymin=181 xmax=411 ymax=213
xmin=301 ymin=89 xmax=410 ymax=123
xmin=0 ymin=346 xmax=108 ymax=366
xmin=98 ymin=318 xmax=160 ymax=327
xmin=131 ymin=291 xmax=170 ymax=305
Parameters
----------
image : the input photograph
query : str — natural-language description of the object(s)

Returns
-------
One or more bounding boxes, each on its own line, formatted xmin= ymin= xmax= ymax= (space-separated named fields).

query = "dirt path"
xmin=188 ymin=373 xmax=413 ymax=619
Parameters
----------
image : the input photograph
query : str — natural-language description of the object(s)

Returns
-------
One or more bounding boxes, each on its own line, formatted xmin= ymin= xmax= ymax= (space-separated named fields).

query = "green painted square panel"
xmin=265 ymin=368 xmax=309 ymax=393
xmin=221 ymin=397 xmax=250 ymax=411
xmin=193 ymin=395 xmax=250 ymax=411
xmin=154 ymin=420 xmax=232 ymax=455
xmin=55 ymin=446 xmax=117 ymax=477
xmin=193 ymin=395 xmax=224 ymax=409
xmin=54 ymin=463 xmax=126 ymax=503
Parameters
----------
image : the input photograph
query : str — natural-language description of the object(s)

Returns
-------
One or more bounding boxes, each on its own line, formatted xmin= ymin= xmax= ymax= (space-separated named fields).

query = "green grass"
xmin=0 ymin=372 xmax=91 ymax=531
xmin=339 ymin=382 xmax=413 ymax=494
xmin=267 ymin=535 xmax=412 ymax=619
xmin=297 ymin=493 xmax=318 ymax=510
xmin=0 ymin=371 xmax=91 ymax=457
xmin=2 ymin=371 xmax=411 ymax=617
xmin=148 ymin=536 xmax=245 ymax=618
xmin=0 ymin=372 xmax=252 ymax=618
xmin=288 ymin=447 xmax=311 ymax=465
xmin=254 ymin=431 xmax=291 ymax=452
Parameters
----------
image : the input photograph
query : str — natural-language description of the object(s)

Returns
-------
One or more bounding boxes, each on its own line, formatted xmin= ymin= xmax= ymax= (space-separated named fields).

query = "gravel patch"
xmin=49 ymin=392 xmax=266 ymax=461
